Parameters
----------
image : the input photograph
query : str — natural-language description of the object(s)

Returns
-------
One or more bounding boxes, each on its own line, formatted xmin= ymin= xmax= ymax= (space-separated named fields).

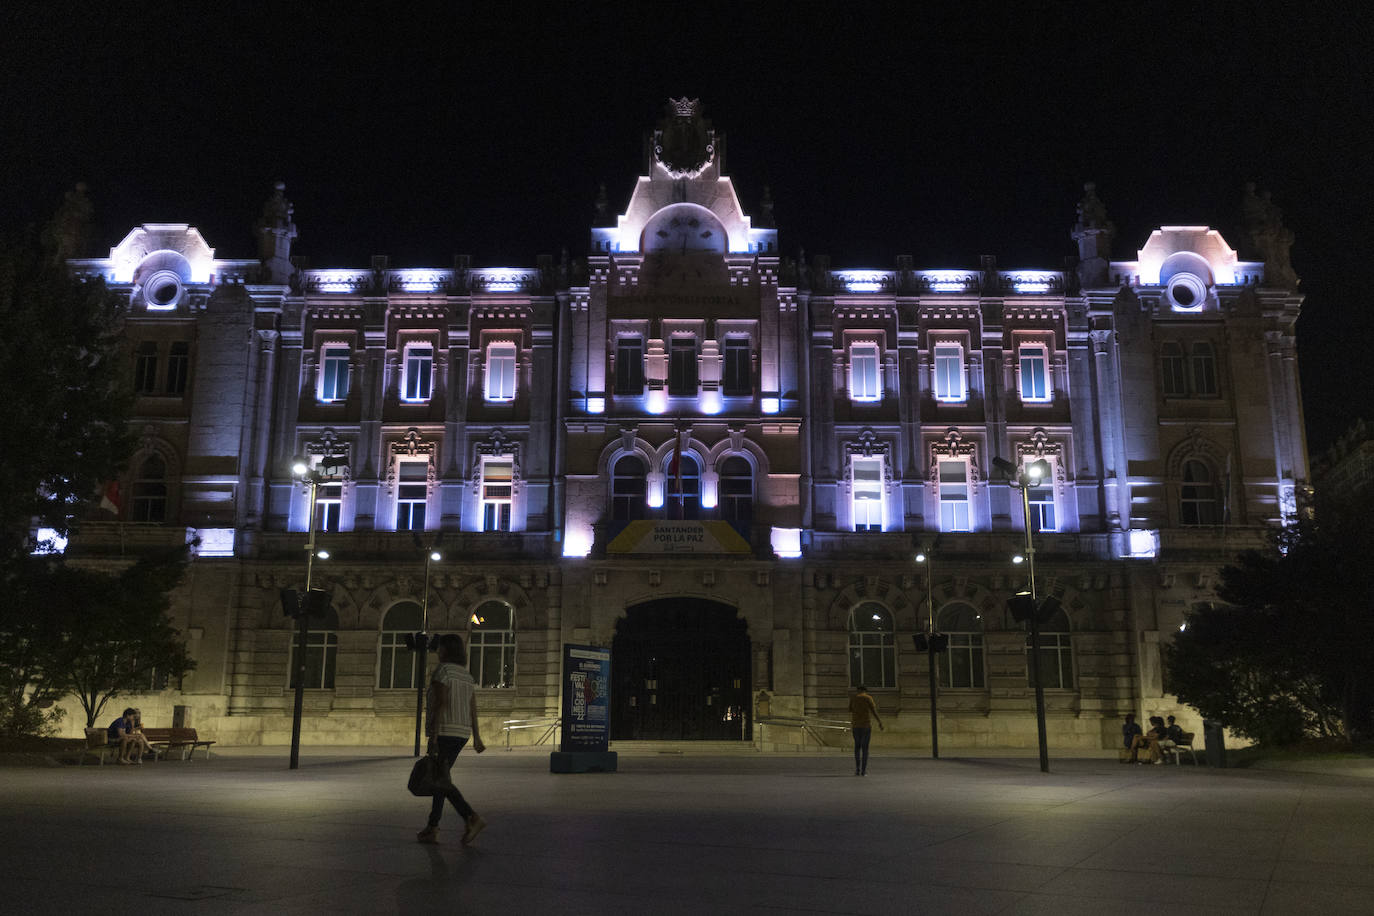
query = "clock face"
xmin=642 ymin=204 xmax=726 ymax=254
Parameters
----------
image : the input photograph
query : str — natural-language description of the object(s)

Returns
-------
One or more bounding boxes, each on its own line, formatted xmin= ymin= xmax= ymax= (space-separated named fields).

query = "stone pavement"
xmin=5 ymin=746 xmax=1373 ymax=915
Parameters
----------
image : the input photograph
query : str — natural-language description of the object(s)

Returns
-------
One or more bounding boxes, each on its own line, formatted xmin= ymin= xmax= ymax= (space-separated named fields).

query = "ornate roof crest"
xmin=654 ymin=98 xmax=715 ymax=179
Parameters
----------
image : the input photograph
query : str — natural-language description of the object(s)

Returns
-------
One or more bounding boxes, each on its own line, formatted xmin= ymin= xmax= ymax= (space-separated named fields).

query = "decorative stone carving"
xmin=928 ymin=428 xmax=978 ymax=482
xmin=653 ymin=98 xmax=715 ymax=179
xmin=1071 ymin=182 xmax=1115 ymax=288
xmin=1242 ymin=183 xmax=1298 ymax=289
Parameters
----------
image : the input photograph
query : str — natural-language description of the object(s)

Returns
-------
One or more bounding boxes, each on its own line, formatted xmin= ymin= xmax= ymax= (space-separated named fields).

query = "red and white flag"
xmin=99 ymin=480 xmax=122 ymax=515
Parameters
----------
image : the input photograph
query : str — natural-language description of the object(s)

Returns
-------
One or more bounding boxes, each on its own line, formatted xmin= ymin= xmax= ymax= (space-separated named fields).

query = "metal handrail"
xmin=755 ymin=714 xmax=851 ymax=749
xmin=500 ymin=716 xmax=560 ymax=749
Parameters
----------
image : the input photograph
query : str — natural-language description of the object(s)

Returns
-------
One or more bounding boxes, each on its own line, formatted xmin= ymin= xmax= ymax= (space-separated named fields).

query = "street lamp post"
xmin=994 ymin=456 xmax=1052 ymax=774
xmin=288 ymin=456 xmax=338 ymax=770
xmin=913 ymin=550 xmax=941 ymax=759
xmin=411 ymin=547 xmax=442 ymax=757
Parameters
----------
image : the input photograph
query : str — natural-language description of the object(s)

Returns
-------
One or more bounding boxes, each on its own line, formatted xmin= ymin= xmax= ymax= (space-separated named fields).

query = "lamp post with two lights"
xmin=406 ymin=532 xmax=444 ymax=757
xmin=912 ymin=547 xmax=946 ymax=759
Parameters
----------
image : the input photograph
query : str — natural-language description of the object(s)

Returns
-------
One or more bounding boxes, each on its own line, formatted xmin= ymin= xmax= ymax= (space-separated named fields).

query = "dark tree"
xmin=1166 ymin=485 xmax=1374 ymax=745
xmin=32 ymin=546 xmax=197 ymax=729
xmin=0 ymin=185 xmax=135 ymax=565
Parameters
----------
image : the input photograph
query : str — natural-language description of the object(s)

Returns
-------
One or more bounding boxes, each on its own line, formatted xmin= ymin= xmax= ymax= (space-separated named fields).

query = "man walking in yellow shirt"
xmin=849 ymin=685 xmax=883 ymax=776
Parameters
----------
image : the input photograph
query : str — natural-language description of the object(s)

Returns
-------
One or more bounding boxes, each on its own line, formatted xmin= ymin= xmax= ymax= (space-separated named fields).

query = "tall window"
xmin=401 ymin=345 xmax=433 ymax=402
xmin=1018 ymin=346 xmax=1049 ymax=402
xmin=851 ymin=456 xmax=884 ymax=531
xmin=396 ymin=461 xmax=428 ymax=530
xmin=939 ymin=460 xmax=970 ymax=531
xmin=378 ymin=601 xmax=424 ymax=689
xmin=720 ymin=456 xmax=753 ymax=524
xmin=134 ymin=341 xmax=159 ymax=394
xmin=485 ymin=343 xmax=517 ymax=402
xmin=611 ymin=455 xmax=647 ymax=521
xmin=1160 ymin=342 xmax=1188 ymax=397
xmin=849 ymin=603 xmax=896 ymax=688
xmin=315 ymin=482 xmax=342 ymax=532
xmin=1180 ymin=460 xmax=1219 ymax=526
xmin=938 ymin=603 xmax=985 ymax=689
xmin=1027 ymin=607 xmax=1072 ymax=689
xmin=1026 ymin=465 xmax=1056 ymax=532
xmin=666 ymin=454 xmax=700 ymax=520
xmin=1191 ymin=342 xmax=1218 ymax=396
xmin=933 ymin=344 xmax=964 ymax=401
xmin=166 ymin=342 xmax=190 ymax=395
xmin=469 ymin=600 xmax=516 ymax=688
xmin=668 ymin=337 xmax=697 ymax=395
xmin=481 ymin=459 xmax=513 ymax=531
xmin=722 ymin=338 xmax=751 ymax=396
xmin=615 ymin=337 xmax=644 ymax=395
xmin=131 ymin=455 xmax=167 ymax=523
xmin=289 ymin=607 xmax=339 ymax=689
xmin=849 ymin=342 xmax=881 ymax=402
xmin=319 ymin=346 xmax=350 ymax=402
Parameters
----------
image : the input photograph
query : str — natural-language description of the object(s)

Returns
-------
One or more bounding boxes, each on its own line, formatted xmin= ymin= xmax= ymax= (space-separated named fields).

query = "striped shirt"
xmin=431 ymin=662 xmax=476 ymax=738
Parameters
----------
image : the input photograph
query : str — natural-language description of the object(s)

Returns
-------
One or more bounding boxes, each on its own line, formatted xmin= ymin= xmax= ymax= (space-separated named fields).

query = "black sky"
xmin=2 ymin=3 xmax=1369 ymax=453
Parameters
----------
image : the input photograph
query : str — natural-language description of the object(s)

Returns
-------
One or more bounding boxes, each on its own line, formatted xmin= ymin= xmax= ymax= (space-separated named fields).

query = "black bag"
xmin=407 ymin=753 xmax=452 ymax=797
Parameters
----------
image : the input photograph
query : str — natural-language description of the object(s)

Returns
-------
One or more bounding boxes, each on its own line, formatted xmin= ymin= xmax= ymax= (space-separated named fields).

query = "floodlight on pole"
xmin=411 ymin=532 xmax=445 ymax=757
xmin=288 ymin=453 xmax=342 ymax=770
xmin=913 ymin=543 xmax=941 ymax=759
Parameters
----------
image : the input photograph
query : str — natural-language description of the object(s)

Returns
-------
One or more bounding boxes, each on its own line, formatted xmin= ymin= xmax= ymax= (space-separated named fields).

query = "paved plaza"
xmin=4 ymin=746 xmax=1373 ymax=915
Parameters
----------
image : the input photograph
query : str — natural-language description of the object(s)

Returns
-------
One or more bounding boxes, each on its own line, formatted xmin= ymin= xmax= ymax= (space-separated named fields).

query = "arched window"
xmin=720 ymin=456 xmax=753 ymax=525
xmin=612 ymin=455 xmax=647 ymax=521
xmin=131 ymin=455 xmax=168 ymax=523
xmin=665 ymin=454 xmax=700 ymax=519
xmin=937 ymin=603 xmax=985 ymax=689
xmin=1180 ymin=460 xmax=1219 ymax=526
xmin=290 ymin=606 xmax=339 ymax=689
xmin=469 ymin=600 xmax=515 ymax=688
xmin=848 ymin=602 xmax=896 ymax=689
xmin=1026 ymin=607 xmax=1072 ymax=689
xmin=378 ymin=601 xmax=424 ymax=689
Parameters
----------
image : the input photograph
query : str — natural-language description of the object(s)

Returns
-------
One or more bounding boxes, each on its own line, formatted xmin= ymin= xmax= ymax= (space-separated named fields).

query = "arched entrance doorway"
xmin=611 ymin=598 xmax=751 ymax=740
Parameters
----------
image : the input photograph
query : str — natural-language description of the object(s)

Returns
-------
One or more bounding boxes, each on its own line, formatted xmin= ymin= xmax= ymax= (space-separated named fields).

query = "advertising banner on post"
xmin=559 ymin=644 xmax=611 ymax=753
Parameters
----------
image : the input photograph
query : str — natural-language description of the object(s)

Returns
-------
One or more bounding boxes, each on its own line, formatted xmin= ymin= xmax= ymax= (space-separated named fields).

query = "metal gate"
xmin=611 ymin=598 xmax=751 ymax=740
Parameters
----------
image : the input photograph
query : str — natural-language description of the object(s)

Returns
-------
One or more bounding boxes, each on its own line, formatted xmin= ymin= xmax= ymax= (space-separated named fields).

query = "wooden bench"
xmin=1160 ymin=731 xmax=1198 ymax=765
xmin=78 ymin=727 xmax=162 ymax=764
xmin=142 ymin=727 xmax=216 ymax=760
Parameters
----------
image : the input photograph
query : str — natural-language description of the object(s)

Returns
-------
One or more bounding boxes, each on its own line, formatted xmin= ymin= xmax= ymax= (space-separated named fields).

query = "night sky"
xmin=2 ymin=5 xmax=1368 ymax=454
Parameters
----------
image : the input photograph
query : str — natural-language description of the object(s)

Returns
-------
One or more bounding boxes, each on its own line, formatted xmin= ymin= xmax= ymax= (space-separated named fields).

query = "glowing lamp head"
xmin=292 ymin=458 xmax=310 ymax=476
xmin=1012 ymin=554 xmax=1025 ymax=565
xmin=914 ymin=553 xmax=927 ymax=564
xmin=1025 ymin=458 xmax=1052 ymax=482
xmin=315 ymin=549 xmax=330 ymax=560
xmin=429 ymin=551 xmax=442 ymax=562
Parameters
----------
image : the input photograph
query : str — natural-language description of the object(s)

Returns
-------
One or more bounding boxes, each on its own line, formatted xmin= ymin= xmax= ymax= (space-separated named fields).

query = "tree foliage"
xmin=1166 ymin=483 xmax=1374 ymax=745
xmin=0 ymin=186 xmax=135 ymax=565
xmin=3 ymin=547 xmax=196 ymax=730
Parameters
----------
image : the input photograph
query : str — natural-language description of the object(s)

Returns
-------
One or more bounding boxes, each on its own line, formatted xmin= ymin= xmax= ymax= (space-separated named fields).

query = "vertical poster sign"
xmin=560 ymin=644 xmax=611 ymax=753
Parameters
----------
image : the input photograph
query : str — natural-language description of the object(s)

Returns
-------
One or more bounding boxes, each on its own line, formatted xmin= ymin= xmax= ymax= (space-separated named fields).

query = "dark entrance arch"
xmin=611 ymin=598 xmax=751 ymax=740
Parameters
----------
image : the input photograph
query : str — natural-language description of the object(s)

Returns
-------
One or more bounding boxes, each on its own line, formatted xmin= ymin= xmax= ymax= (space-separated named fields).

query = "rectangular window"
xmin=289 ymin=631 xmax=338 ymax=689
xmin=481 ymin=459 xmax=513 ymax=532
xmin=485 ymin=343 xmax=517 ymax=402
xmin=939 ymin=460 xmax=971 ymax=531
xmin=401 ymin=346 xmax=433 ymax=402
xmin=166 ymin=342 xmax=190 ymax=395
xmin=315 ymin=483 xmax=342 ymax=533
xmin=1160 ymin=343 xmax=1188 ymax=397
xmin=851 ymin=457 xmax=884 ymax=531
xmin=1028 ymin=633 xmax=1073 ymax=689
xmin=933 ymin=345 xmax=964 ymax=401
xmin=1028 ymin=479 xmax=1056 ymax=532
xmin=668 ymin=338 xmax=697 ymax=395
xmin=1018 ymin=346 xmax=1049 ymax=402
xmin=942 ymin=634 xmax=986 ymax=689
xmin=319 ymin=347 xmax=350 ymax=402
xmin=396 ymin=461 xmax=428 ymax=531
xmin=615 ymin=337 xmax=644 ymax=395
xmin=134 ymin=341 xmax=158 ymax=394
xmin=722 ymin=338 xmax=751 ymax=396
xmin=1191 ymin=342 xmax=1217 ymax=396
xmin=849 ymin=343 xmax=881 ymax=402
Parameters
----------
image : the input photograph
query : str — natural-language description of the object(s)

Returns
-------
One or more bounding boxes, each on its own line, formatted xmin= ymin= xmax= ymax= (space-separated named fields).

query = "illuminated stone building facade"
xmin=60 ymin=102 xmax=1307 ymax=749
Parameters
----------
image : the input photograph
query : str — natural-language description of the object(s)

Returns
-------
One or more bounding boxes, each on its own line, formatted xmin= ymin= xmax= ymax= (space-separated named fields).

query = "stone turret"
xmin=1242 ymin=183 xmax=1298 ymax=289
xmin=256 ymin=181 xmax=297 ymax=284
xmin=1071 ymin=182 xmax=1115 ymax=288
